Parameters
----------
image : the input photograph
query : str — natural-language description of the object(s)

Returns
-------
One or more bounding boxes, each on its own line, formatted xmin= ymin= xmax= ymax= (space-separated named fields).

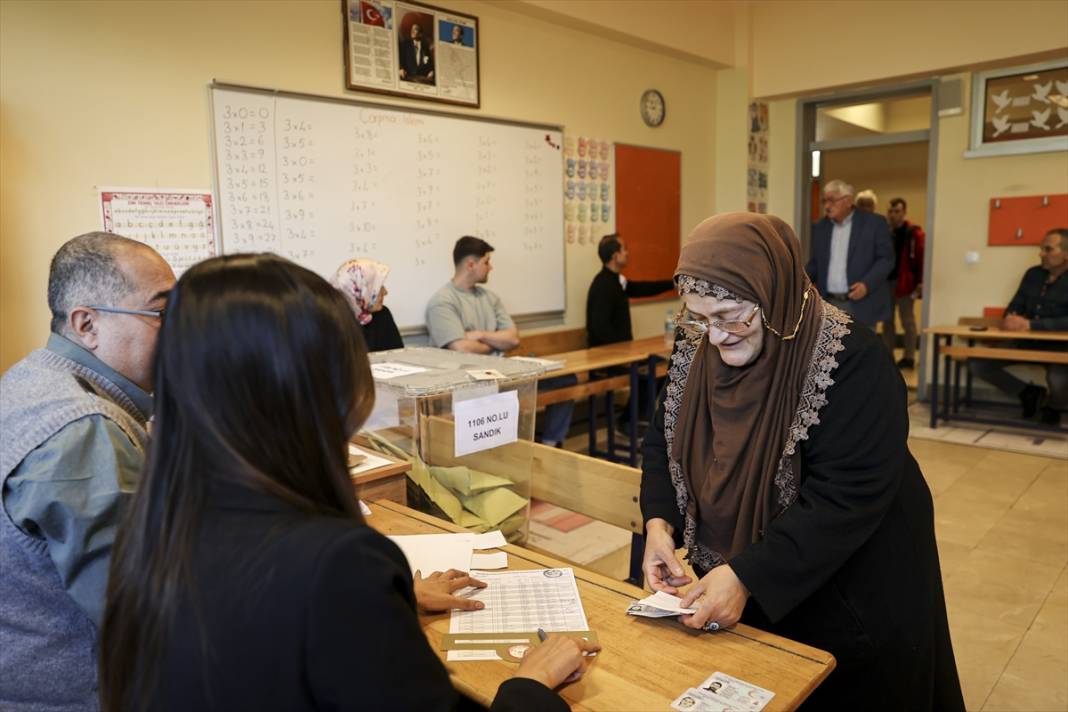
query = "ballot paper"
xmin=470 ymin=552 xmax=508 ymax=569
xmin=370 ymin=362 xmax=429 ymax=380
xmin=671 ymin=672 xmax=775 ymax=712
xmin=359 ymin=500 xmax=372 ymax=516
xmin=387 ymin=531 xmax=508 ymax=576
xmin=626 ymin=590 xmax=697 ymax=618
xmin=509 ymin=356 xmax=565 ymax=372
xmin=448 ymin=568 xmax=589 ymax=661
xmin=348 ymin=444 xmax=394 ymax=475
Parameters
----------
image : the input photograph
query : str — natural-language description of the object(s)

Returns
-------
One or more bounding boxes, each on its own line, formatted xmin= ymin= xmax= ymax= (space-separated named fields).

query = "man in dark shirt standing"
xmin=586 ymin=234 xmax=674 ymax=430
xmin=969 ymin=228 xmax=1068 ymax=425
xmin=586 ymin=234 xmax=674 ymax=347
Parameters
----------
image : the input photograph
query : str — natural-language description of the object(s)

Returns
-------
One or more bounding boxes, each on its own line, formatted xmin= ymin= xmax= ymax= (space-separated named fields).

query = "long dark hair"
xmin=99 ymin=254 xmax=374 ymax=711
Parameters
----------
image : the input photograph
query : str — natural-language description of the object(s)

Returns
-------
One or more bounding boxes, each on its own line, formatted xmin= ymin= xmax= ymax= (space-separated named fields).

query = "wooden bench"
xmin=507 ymin=326 xmax=587 ymax=357
xmin=925 ymin=323 xmax=1068 ymax=431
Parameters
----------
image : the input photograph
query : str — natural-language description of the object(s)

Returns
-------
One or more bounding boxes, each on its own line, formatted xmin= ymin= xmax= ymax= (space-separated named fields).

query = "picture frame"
xmin=967 ymin=58 xmax=1068 ymax=158
xmin=343 ymin=0 xmax=480 ymax=108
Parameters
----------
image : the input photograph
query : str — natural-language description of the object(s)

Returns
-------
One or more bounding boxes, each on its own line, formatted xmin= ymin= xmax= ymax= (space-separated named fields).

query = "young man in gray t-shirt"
xmin=425 ymin=237 xmax=574 ymax=446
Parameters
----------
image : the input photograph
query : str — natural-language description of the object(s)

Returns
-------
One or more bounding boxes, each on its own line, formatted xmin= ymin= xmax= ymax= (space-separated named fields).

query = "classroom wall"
xmin=0 ymin=0 xmax=715 ymax=371
xmin=748 ymin=0 xmax=1068 ymax=99
xmin=512 ymin=0 xmax=737 ymax=68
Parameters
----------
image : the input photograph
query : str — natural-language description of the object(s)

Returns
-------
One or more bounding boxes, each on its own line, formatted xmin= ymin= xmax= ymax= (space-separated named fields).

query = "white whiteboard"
xmin=210 ymin=84 xmax=564 ymax=329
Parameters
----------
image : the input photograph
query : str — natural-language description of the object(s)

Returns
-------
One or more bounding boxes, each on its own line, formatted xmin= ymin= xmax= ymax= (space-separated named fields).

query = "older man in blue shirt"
xmin=1 ymin=232 xmax=174 ymax=711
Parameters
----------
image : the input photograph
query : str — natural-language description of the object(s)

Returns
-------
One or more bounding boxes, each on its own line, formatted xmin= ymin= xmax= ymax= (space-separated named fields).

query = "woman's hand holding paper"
xmin=678 ymin=564 xmax=749 ymax=631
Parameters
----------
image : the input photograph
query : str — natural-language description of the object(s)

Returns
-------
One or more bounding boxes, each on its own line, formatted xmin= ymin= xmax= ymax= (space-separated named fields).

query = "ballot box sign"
xmin=454 ymin=390 xmax=519 ymax=456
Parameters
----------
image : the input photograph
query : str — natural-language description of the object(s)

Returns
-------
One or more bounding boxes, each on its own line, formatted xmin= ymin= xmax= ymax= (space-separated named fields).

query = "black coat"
xmin=148 ymin=488 xmax=565 ymax=711
xmin=585 ymin=267 xmax=674 ymax=347
xmin=641 ymin=325 xmax=964 ymax=711
xmin=359 ymin=306 xmax=404 ymax=352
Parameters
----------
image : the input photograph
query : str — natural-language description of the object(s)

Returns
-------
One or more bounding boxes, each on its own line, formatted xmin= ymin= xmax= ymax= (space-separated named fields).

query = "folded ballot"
xmin=625 ymin=590 xmax=697 ymax=618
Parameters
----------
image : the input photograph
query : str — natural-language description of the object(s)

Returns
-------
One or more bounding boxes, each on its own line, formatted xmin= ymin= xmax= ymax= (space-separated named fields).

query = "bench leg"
xmin=629 ymin=362 xmax=639 ymax=466
xmin=587 ymin=395 xmax=597 ymax=457
xmin=930 ymin=335 xmax=940 ymax=428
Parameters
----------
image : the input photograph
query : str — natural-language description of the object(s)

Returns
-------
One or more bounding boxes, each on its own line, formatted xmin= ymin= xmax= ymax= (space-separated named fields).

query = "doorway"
xmin=795 ymin=82 xmax=939 ymax=398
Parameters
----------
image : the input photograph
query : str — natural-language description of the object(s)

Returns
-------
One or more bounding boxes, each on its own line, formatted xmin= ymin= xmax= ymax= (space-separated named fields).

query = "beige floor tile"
xmin=947 ymin=606 xmax=1027 ymax=712
xmin=934 ymin=492 xmax=1009 ymax=548
xmin=1012 ymin=471 xmax=1068 ymax=522
xmin=983 ymin=635 xmax=1068 ymax=711
xmin=938 ymin=540 xmax=975 ymax=581
xmin=944 ymin=549 xmax=1063 ymax=629
xmin=944 ymin=467 xmax=1041 ymax=508
xmin=1038 ymin=460 xmax=1068 ymax=480
xmin=1028 ymin=567 xmax=1067 ymax=650
xmin=983 ymin=575 xmax=1068 ymax=712
xmin=978 ymin=508 xmax=1068 ymax=568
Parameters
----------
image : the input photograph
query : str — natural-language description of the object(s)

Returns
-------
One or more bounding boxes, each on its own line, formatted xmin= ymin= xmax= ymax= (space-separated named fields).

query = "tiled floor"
xmin=538 ymin=430 xmax=1066 ymax=711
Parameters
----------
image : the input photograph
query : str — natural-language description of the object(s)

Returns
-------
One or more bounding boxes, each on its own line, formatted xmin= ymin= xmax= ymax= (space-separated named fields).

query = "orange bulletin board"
xmin=988 ymin=194 xmax=1068 ymax=246
xmin=614 ymin=144 xmax=681 ymax=301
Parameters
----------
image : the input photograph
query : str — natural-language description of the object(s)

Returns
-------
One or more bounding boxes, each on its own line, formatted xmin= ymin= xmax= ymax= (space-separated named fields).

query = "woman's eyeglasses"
xmin=673 ymin=288 xmax=811 ymax=341
xmin=674 ymin=304 xmax=760 ymax=336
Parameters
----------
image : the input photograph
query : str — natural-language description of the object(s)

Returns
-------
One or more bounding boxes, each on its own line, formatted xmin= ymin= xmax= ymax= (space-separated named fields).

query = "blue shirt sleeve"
xmin=3 ymin=415 xmax=141 ymax=628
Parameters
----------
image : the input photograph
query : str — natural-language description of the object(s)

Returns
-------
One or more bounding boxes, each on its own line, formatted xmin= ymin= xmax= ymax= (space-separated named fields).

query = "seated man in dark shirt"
xmin=586 ymin=234 xmax=675 ymax=428
xmin=969 ymin=228 xmax=1068 ymax=425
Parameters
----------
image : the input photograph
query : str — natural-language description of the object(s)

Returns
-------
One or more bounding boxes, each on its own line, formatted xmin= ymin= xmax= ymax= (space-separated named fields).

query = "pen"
xmin=537 ymin=628 xmax=547 ymax=642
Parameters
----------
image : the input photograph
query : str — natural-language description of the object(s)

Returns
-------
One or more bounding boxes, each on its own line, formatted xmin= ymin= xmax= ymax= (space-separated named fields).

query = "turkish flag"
xmin=360 ymin=1 xmax=385 ymax=27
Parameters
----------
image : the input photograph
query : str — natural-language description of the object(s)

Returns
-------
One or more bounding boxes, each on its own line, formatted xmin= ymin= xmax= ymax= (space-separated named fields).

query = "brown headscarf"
xmin=670 ymin=213 xmax=826 ymax=564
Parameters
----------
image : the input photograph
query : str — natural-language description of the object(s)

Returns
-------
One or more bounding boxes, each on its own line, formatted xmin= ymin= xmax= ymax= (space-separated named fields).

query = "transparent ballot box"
xmin=360 ymin=348 xmax=542 ymax=544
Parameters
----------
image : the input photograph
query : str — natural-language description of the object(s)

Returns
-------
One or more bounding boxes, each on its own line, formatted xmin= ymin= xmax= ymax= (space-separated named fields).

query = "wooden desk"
xmin=350 ymin=440 xmax=411 ymax=505
xmin=368 ymin=500 xmax=835 ymax=711
xmin=534 ymin=345 xmax=648 ymax=466
xmin=924 ymin=325 xmax=1068 ymax=431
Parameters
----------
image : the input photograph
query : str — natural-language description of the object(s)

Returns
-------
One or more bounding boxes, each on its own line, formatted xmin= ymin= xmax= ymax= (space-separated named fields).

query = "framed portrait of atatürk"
xmin=343 ymin=0 xmax=480 ymax=108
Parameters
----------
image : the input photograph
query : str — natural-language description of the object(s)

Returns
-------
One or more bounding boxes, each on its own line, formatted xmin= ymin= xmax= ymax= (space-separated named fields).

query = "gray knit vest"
xmin=1 ymin=348 xmax=147 ymax=712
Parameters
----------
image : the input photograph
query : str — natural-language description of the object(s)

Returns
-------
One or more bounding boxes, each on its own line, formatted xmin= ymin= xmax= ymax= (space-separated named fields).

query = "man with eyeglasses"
xmin=0 ymin=232 xmax=174 ymax=710
xmin=969 ymin=228 xmax=1068 ymax=425
xmin=805 ymin=179 xmax=894 ymax=328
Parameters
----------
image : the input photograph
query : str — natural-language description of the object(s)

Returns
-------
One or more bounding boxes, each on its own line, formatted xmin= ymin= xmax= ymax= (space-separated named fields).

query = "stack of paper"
xmin=625 ymin=590 xmax=696 ymax=618
xmin=388 ymin=530 xmax=509 ymax=575
xmin=448 ymin=568 xmax=589 ymax=661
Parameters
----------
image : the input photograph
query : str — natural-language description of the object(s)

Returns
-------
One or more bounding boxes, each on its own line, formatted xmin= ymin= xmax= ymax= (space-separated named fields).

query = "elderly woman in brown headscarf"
xmin=640 ymin=213 xmax=963 ymax=710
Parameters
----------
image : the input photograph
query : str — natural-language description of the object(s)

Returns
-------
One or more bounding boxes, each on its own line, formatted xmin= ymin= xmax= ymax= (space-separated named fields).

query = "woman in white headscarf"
xmin=332 ymin=259 xmax=403 ymax=352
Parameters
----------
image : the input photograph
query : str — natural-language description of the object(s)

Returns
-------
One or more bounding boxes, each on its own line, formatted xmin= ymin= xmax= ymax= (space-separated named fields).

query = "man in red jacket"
xmin=882 ymin=197 xmax=925 ymax=369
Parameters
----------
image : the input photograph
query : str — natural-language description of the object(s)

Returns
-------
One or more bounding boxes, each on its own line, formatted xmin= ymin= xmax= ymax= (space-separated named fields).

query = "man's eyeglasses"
xmin=87 ymin=305 xmax=165 ymax=320
xmin=674 ymin=304 xmax=761 ymax=336
xmin=822 ymin=195 xmax=850 ymax=205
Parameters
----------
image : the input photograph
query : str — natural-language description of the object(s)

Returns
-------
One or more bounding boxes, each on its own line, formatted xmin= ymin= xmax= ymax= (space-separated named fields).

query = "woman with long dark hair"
xmin=99 ymin=254 xmax=597 ymax=711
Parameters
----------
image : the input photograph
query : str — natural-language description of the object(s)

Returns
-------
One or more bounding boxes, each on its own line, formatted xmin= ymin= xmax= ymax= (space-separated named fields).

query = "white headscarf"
xmin=332 ymin=259 xmax=390 ymax=325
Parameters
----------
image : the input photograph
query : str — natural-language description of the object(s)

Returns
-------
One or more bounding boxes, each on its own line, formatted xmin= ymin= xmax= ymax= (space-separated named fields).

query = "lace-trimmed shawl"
xmin=664 ymin=289 xmax=852 ymax=572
